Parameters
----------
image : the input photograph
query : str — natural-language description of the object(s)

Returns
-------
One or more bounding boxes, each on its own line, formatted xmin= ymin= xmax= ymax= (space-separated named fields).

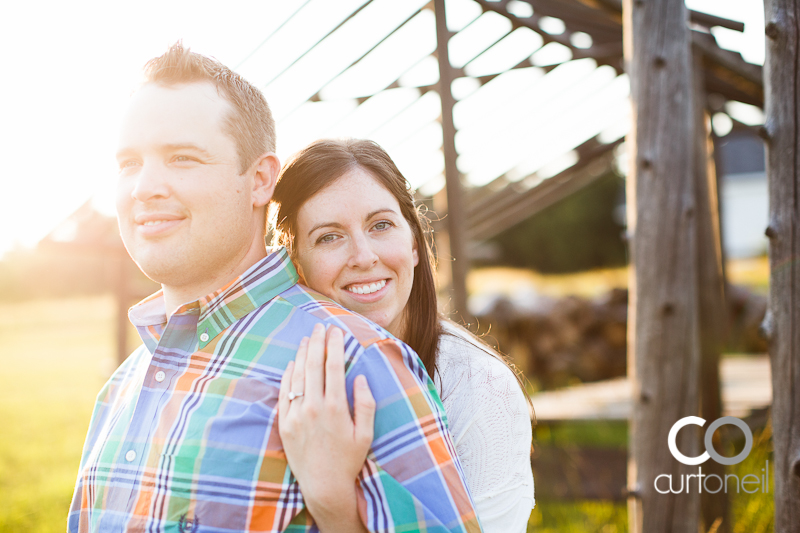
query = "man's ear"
xmin=251 ymin=153 xmax=281 ymax=208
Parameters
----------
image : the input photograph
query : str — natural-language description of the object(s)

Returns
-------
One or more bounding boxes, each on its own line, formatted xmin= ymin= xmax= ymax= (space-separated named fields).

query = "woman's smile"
xmin=344 ymin=278 xmax=388 ymax=296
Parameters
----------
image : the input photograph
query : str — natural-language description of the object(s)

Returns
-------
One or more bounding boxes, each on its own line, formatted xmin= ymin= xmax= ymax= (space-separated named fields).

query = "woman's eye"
xmin=373 ymin=221 xmax=393 ymax=231
xmin=318 ymin=234 xmax=338 ymax=244
xmin=174 ymin=155 xmax=193 ymax=163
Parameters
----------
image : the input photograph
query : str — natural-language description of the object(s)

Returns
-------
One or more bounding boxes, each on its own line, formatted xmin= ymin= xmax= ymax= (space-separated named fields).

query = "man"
xmin=68 ymin=43 xmax=480 ymax=533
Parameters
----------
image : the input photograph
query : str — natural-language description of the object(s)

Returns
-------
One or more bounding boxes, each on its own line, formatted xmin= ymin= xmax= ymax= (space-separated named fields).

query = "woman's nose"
xmin=348 ymin=233 xmax=379 ymax=269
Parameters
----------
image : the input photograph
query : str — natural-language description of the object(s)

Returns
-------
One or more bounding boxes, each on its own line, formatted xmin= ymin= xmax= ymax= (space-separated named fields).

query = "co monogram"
xmin=668 ymin=416 xmax=753 ymax=466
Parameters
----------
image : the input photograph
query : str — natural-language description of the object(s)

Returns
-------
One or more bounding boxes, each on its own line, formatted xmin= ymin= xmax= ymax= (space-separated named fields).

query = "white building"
xmin=717 ymin=130 xmax=768 ymax=259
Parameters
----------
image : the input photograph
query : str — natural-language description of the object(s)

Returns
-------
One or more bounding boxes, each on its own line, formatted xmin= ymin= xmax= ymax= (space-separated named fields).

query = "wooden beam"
xmin=306 ymin=4 xmax=430 ymax=103
xmin=260 ymin=0 xmax=374 ymax=90
xmin=763 ymin=0 xmax=800 ymax=530
xmin=703 ymin=72 xmax=764 ymax=108
xmin=469 ymin=155 xmax=612 ymax=242
xmin=116 ymin=249 xmax=131 ymax=365
xmin=473 ymin=0 xmax=623 ymax=70
xmin=434 ymin=0 xmax=470 ymax=321
xmin=691 ymin=32 xmax=763 ymax=87
xmin=515 ymin=0 xmax=623 ymax=40
xmin=465 ymin=136 xmax=617 ymax=210
xmin=580 ymin=0 xmax=746 ymax=33
xmin=465 ymin=140 xmax=621 ymax=241
xmin=623 ymin=0 xmax=702 ymax=530
xmin=692 ymin=54 xmax=729 ymax=533
xmin=688 ymin=10 xmax=745 ymax=33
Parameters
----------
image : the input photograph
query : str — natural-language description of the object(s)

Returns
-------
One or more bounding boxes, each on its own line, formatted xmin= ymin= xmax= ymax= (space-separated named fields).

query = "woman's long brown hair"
xmin=270 ymin=139 xmax=442 ymax=378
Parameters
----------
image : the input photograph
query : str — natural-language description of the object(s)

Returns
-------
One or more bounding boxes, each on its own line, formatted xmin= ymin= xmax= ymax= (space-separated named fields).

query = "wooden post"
xmin=433 ymin=0 xmax=470 ymax=321
xmin=623 ymin=0 xmax=702 ymax=531
xmin=710 ymin=132 xmax=729 ymax=285
xmin=116 ymin=248 xmax=130 ymax=365
xmin=693 ymin=53 xmax=729 ymax=533
xmin=763 ymin=0 xmax=800 ymax=529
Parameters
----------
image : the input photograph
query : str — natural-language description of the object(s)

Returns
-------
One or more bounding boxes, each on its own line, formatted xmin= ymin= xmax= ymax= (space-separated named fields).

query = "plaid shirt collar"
xmin=129 ymin=246 xmax=299 ymax=353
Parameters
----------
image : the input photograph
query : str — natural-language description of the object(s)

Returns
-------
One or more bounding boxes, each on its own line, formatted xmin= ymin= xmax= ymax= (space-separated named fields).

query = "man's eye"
xmin=119 ymin=160 xmax=140 ymax=170
xmin=174 ymin=155 xmax=194 ymax=163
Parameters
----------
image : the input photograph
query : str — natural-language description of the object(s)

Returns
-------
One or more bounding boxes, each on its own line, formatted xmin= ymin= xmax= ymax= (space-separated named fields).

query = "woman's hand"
xmin=278 ymin=323 xmax=376 ymax=533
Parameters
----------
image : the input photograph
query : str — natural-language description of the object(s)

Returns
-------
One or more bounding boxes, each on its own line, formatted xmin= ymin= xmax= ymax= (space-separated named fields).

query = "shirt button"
xmin=155 ymin=371 xmax=166 ymax=383
xmin=125 ymin=450 xmax=136 ymax=462
xmin=200 ymin=332 xmax=209 ymax=342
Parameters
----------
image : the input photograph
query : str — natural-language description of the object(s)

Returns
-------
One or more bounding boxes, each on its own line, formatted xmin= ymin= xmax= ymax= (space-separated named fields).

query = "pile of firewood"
xmin=472 ymin=285 xmax=766 ymax=390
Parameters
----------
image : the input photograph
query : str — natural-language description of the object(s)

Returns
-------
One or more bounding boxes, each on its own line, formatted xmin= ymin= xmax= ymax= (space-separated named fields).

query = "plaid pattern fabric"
xmin=68 ymin=247 xmax=481 ymax=533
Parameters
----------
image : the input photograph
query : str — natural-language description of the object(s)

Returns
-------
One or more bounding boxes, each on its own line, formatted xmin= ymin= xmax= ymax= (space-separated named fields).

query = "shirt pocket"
xmin=155 ymin=453 xmax=295 ymax=532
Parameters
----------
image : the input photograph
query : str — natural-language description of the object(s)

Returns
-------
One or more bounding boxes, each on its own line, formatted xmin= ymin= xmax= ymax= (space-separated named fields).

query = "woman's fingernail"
xmin=356 ymin=375 xmax=368 ymax=388
xmin=300 ymin=337 xmax=308 ymax=346
xmin=314 ymin=323 xmax=324 ymax=333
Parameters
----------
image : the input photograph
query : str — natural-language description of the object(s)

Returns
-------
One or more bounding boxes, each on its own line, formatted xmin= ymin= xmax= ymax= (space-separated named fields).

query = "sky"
xmin=0 ymin=0 xmax=765 ymax=257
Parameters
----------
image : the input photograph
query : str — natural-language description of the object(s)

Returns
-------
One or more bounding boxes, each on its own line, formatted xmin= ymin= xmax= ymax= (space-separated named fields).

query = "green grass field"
xmin=0 ymin=296 xmax=117 ymax=532
xmin=0 ymin=295 xmax=773 ymax=532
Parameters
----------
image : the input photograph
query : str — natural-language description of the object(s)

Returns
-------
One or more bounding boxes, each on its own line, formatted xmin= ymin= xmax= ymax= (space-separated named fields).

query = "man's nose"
xmin=348 ymin=233 xmax=379 ymax=269
xmin=131 ymin=162 xmax=170 ymax=202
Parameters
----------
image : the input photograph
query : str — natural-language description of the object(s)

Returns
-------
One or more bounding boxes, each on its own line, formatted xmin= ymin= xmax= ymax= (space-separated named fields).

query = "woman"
xmin=271 ymin=139 xmax=534 ymax=532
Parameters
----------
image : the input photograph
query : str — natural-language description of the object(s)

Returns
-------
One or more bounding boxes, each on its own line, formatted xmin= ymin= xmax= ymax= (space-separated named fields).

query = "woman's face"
xmin=294 ymin=166 xmax=419 ymax=337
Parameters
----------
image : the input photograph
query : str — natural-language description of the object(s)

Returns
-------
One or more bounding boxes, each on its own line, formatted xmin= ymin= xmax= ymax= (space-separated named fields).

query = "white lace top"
xmin=434 ymin=321 xmax=535 ymax=533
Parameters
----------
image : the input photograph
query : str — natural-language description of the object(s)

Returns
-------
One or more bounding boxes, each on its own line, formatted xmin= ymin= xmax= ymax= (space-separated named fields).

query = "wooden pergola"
xmin=421 ymin=1 xmax=790 ymax=531
xmin=428 ymin=3 xmax=768 ymax=530
xmin=430 ymin=0 xmax=762 ymax=321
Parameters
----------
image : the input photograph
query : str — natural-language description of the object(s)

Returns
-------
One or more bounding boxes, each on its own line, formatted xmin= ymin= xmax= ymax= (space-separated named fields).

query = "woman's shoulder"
xmin=437 ymin=320 xmax=518 ymax=380
xmin=436 ymin=320 xmax=529 ymax=411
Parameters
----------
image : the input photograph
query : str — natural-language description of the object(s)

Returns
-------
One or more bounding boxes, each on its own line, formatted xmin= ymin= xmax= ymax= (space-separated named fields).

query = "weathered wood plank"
xmin=434 ymin=0 xmax=470 ymax=320
xmin=623 ymin=0 xmax=702 ymax=530
xmin=530 ymin=357 xmax=771 ymax=422
xmin=763 ymin=0 xmax=800 ymax=530
xmin=692 ymin=54 xmax=730 ymax=533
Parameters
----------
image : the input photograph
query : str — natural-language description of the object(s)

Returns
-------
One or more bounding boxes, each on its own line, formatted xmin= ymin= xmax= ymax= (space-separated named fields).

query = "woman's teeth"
xmin=347 ymin=279 xmax=386 ymax=295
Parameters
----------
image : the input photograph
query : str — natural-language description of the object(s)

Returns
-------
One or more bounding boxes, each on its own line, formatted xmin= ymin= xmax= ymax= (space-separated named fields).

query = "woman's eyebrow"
xmin=365 ymin=208 xmax=397 ymax=220
xmin=308 ymin=221 xmax=344 ymax=237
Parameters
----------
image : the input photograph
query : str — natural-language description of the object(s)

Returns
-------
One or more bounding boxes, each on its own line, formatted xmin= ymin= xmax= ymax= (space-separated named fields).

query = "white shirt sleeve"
xmin=436 ymin=324 xmax=535 ymax=533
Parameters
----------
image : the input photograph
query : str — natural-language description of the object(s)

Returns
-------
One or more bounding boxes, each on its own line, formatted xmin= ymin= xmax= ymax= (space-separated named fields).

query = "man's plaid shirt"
xmin=68 ymin=247 xmax=481 ymax=533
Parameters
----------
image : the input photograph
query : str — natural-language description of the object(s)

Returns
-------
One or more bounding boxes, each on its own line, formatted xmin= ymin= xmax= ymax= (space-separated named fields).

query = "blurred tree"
xmin=0 ymin=202 xmax=157 ymax=302
xmin=485 ymin=172 xmax=627 ymax=273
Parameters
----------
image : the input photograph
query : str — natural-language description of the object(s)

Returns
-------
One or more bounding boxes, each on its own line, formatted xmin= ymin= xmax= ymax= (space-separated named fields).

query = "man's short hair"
xmin=143 ymin=42 xmax=275 ymax=174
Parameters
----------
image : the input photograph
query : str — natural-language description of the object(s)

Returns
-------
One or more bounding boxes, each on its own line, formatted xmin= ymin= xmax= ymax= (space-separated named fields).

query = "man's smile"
xmin=134 ymin=213 xmax=186 ymax=236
